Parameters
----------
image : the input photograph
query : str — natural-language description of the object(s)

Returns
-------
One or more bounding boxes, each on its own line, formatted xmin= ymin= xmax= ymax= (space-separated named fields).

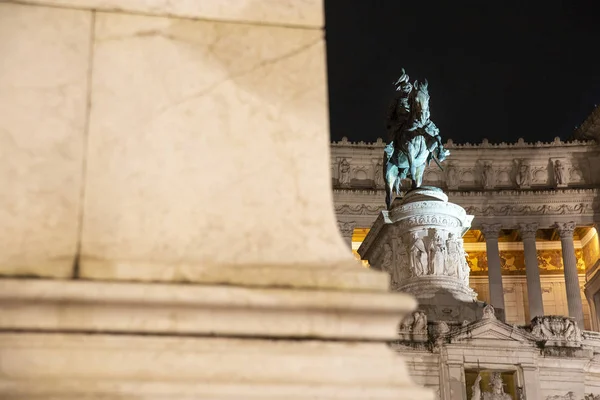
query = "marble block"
xmin=79 ymin=11 xmax=382 ymax=290
xmin=359 ymin=188 xmax=487 ymax=322
xmin=0 ymin=3 xmax=92 ymax=278
xmin=0 ymin=278 xmax=433 ymax=399
xmin=0 ymin=332 xmax=432 ymax=400
xmin=18 ymin=0 xmax=324 ymax=28
xmin=0 ymin=278 xmax=418 ymax=341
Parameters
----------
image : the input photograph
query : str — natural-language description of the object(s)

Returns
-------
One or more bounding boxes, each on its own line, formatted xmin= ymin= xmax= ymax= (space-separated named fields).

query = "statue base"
xmin=359 ymin=188 xmax=505 ymax=323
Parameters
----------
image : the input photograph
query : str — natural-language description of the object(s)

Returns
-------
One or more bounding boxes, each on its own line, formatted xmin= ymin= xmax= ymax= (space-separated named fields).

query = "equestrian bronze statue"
xmin=383 ymin=69 xmax=450 ymax=209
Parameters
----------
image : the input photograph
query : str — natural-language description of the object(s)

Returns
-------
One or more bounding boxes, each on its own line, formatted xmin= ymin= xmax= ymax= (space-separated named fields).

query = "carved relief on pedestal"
xmin=447 ymin=232 xmax=470 ymax=286
xmin=391 ymin=231 xmax=411 ymax=285
xmin=428 ymin=229 xmax=446 ymax=276
xmin=514 ymin=159 xmax=531 ymax=189
xmin=530 ymin=315 xmax=582 ymax=346
xmin=406 ymin=231 xmax=428 ymax=277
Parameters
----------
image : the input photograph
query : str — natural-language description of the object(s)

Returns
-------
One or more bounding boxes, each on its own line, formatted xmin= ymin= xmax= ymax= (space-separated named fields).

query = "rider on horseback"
xmin=383 ymin=69 xmax=450 ymax=209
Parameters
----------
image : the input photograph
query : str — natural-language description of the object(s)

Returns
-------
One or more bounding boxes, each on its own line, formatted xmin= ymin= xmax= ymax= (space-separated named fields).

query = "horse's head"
xmin=384 ymin=142 xmax=394 ymax=159
xmin=411 ymin=80 xmax=431 ymax=124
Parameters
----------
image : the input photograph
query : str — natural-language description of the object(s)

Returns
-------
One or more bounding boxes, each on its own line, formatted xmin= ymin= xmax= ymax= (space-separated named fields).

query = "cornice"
xmin=330 ymin=136 xmax=597 ymax=149
xmin=464 ymin=203 xmax=596 ymax=218
xmin=449 ymin=188 xmax=600 ymax=198
xmin=331 ymin=137 xmax=386 ymax=147
xmin=333 ymin=188 xmax=385 ymax=195
xmin=444 ymin=137 xmax=596 ymax=149
xmin=334 ymin=188 xmax=600 ymax=200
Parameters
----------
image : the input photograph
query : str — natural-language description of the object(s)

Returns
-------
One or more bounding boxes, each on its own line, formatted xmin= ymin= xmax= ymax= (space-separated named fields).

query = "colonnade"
xmin=340 ymin=219 xmax=592 ymax=328
xmin=481 ymin=221 xmax=585 ymax=327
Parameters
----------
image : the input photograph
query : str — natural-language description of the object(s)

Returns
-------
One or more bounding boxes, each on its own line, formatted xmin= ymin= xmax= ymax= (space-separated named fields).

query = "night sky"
xmin=325 ymin=1 xmax=600 ymax=144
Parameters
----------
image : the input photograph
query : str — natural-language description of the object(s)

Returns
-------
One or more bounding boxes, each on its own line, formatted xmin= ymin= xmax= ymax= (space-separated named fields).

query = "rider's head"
xmin=396 ymin=81 xmax=412 ymax=95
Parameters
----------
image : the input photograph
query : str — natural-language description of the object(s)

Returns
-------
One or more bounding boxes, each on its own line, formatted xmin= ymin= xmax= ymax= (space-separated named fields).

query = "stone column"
xmin=338 ymin=221 xmax=356 ymax=248
xmin=519 ymin=223 xmax=544 ymax=320
xmin=481 ymin=223 xmax=505 ymax=311
xmin=555 ymin=221 xmax=585 ymax=328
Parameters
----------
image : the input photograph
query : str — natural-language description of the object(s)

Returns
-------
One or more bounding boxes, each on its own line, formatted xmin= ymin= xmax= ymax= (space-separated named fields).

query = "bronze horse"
xmin=383 ymin=79 xmax=449 ymax=209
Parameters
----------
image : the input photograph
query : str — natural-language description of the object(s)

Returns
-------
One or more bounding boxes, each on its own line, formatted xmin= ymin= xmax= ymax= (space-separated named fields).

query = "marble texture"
xmin=0 ymin=3 xmax=430 ymax=399
xmin=79 ymin=11 xmax=368 ymax=288
xmin=0 ymin=3 xmax=92 ymax=277
xmin=0 ymin=278 xmax=417 ymax=341
xmin=0 ymin=278 xmax=432 ymax=399
xmin=0 ymin=332 xmax=432 ymax=400
xmin=16 ymin=0 xmax=324 ymax=28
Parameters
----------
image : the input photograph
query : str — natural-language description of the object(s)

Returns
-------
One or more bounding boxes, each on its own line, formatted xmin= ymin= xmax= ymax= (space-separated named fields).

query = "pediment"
xmin=448 ymin=319 xmax=537 ymax=345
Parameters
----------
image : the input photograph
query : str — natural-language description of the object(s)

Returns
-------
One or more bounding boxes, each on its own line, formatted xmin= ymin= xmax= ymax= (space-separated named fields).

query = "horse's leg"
xmin=415 ymin=164 xmax=425 ymax=188
xmin=408 ymin=151 xmax=417 ymax=190
xmin=384 ymin=166 xmax=394 ymax=209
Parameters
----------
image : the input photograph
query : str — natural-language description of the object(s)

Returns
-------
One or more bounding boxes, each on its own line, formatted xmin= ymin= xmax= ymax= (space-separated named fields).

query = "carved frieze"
xmin=330 ymin=138 xmax=597 ymax=193
xmin=545 ymin=392 xmax=577 ymax=400
xmin=372 ymin=158 xmax=384 ymax=188
xmin=464 ymin=203 xmax=592 ymax=217
xmin=551 ymin=158 xmax=568 ymax=187
xmin=335 ymin=204 xmax=384 ymax=215
xmin=337 ymin=157 xmax=351 ymax=186
xmin=514 ymin=159 xmax=531 ymax=188
xmin=479 ymin=160 xmax=495 ymax=189
xmin=446 ymin=163 xmax=459 ymax=189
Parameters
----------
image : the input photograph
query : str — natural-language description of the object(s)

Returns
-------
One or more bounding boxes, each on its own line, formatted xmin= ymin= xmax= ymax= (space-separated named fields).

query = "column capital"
xmin=337 ymin=220 xmax=357 ymax=238
xmin=518 ymin=222 xmax=539 ymax=240
xmin=554 ymin=221 xmax=576 ymax=239
xmin=480 ymin=223 xmax=502 ymax=240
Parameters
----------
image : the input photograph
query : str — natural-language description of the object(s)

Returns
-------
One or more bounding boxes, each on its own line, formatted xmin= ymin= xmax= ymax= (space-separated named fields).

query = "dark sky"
xmin=325 ymin=1 xmax=600 ymax=144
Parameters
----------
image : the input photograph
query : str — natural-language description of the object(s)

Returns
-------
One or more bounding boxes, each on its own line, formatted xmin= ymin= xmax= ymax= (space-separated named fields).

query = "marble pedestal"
xmin=359 ymin=188 xmax=504 ymax=324
xmin=0 ymin=1 xmax=431 ymax=399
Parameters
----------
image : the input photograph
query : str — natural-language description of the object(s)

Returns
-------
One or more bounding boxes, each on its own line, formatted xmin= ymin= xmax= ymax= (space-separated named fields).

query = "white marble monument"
xmin=359 ymin=187 xmax=495 ymax=323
